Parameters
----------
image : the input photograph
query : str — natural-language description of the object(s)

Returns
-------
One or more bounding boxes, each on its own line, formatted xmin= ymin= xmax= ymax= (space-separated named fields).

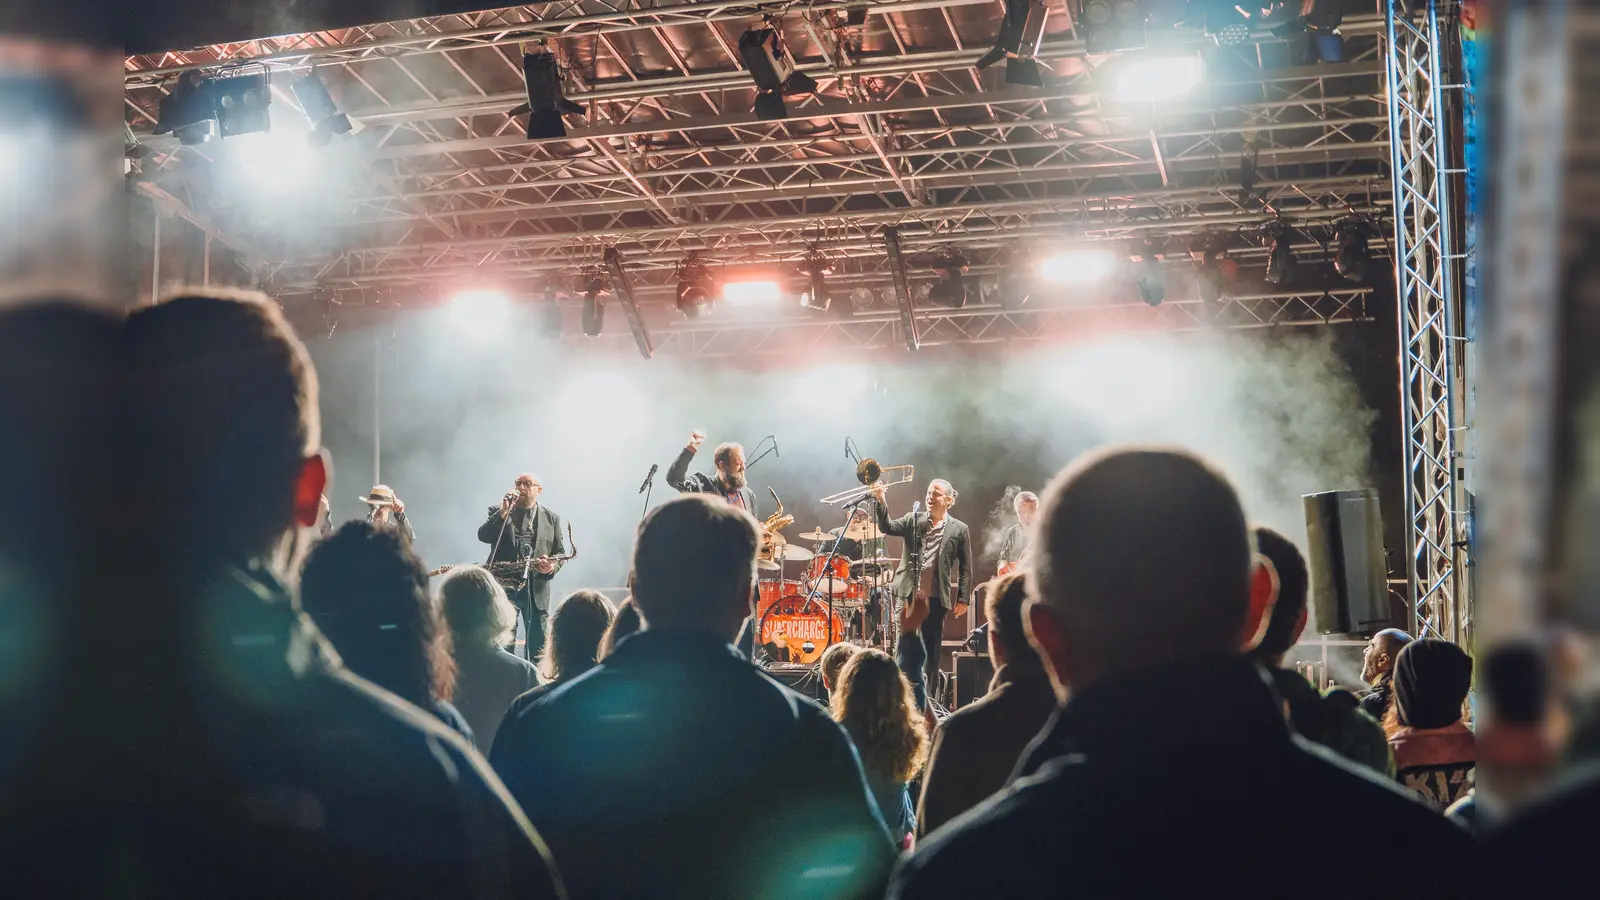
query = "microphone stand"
xmin=640 ymin=466 xmax=656 ymax=524
xmin=793 ymin=495 xmax=871 ymax=652
xmin=744 ymin=434 xmax=779 ymax=470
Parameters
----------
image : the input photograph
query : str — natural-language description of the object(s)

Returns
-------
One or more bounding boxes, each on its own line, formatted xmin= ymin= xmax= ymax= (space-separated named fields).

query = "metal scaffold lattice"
xmin=1385 ymin=0 xmax=1470 ymax=645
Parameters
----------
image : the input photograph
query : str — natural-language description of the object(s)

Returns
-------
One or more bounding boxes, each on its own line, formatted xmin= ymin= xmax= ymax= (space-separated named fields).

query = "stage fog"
xmin=307 ymin=308 xmax=1377 ymax=599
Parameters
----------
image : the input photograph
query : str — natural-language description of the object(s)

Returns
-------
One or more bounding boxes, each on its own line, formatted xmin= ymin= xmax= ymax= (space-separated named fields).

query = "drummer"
xmin=817 ymin=507 xmax=886 ymax=562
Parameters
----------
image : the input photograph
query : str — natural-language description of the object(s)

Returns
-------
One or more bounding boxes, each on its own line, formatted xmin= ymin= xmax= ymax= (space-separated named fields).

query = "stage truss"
xmin=1385 ymin=0 xmax=1469 ymax=646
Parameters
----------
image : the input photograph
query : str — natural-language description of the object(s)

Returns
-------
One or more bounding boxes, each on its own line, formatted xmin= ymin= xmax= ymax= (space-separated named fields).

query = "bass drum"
xmin=759 ymin=595 xmax=846 ymax=664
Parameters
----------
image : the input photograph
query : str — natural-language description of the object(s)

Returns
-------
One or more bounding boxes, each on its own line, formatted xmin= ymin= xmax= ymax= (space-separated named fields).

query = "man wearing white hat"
xmin=361 ymin=484 xmax=416 ymax=545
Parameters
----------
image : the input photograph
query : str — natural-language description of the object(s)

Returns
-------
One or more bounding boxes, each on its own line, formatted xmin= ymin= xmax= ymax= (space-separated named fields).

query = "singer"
xmin=478 ymin=473 xmax=568 ymax=663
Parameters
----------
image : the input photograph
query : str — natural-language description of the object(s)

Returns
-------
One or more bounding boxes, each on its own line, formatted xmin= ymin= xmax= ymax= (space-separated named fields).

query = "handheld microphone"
xmin=639 ymin=463 xmax=659 ymax=494
xmin=912 ymin=501 xmax=922 ymax=515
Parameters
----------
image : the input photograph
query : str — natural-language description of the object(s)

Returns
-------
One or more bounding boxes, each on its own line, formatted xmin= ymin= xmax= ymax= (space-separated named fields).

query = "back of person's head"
xmin=1030 ymin=447 xmax=1251 ymax=684
xmin=1483 ymin=641 xmax=1549 ymax=727
xmin=598 ymin=598 xmax=643 ymax=659
xmin=299 ymin=521 xmax=452 ymax=709
xmin=542 ymin=590 xmax=615 ymax=682
xmin=125 ymin=290 xmax=323 ymax=569
xmin=1392 ymin=639 xmax=1473 ymax=730
xmin=819 ymin=642 xmax=860 ymax=691
xmin=984 ymin=572 xmax=1037 ymax=669
xmin=1248 ymin=526 xmax=1310 ymax=665
xmin=631 ymin=495 xmax=760 ymax=633
xmin=831 ymin=648 xmax=928 ymax=784
xmin=437 ymin=566 xmax=517 ymax=651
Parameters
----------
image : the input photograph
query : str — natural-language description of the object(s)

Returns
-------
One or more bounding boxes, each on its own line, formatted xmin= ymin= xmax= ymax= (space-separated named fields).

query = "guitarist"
xmin=872 ymin=478 xmax=973 ymax=709
xmin=996 ymin=490 xmax=1039 ymax=576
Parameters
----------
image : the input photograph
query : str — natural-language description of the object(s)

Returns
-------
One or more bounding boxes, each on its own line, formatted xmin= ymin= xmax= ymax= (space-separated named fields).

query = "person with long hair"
xmin=492 ymin=590 xmax=616 ymax=755
xmin=299 ymin=521 xmax=473 ymax=743
xmin=598 ymin=597 xmax=643 ymax=660
xmin=833 ymin=647 xmax=930 ymax=843
xmin=437 ymin=565 xmax=539 ymax=751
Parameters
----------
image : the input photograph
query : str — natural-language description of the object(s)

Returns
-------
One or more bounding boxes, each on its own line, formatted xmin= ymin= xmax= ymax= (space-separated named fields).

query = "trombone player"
xmin=870 ymin=476 xmax=973 ymax=710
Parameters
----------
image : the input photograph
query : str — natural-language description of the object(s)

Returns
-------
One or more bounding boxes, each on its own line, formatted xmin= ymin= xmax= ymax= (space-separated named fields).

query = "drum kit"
xmin=754 ymin=459 xmax=912 ymax=664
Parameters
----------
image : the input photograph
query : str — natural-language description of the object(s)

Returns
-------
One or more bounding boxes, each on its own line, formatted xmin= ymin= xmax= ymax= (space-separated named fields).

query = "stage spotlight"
xmin=293 ymin=69 xmax=353 ymax=147
xmin=976 ymin=0 xmax=1048 ymax=84
xmin=577 ymin=272 xmax=607 ymax=337
xmin=1112 ymin=55 xmax=1203 ymax=103
xmin=1262 ymin=222 xmax=1299 ymax=287
xmin=1333 ymin=216 xmax=1374 ymax=283
xmin=513 ymin=50 xmax=587 ymax=140
xmin=1039 ymin=247 xmax=1117 ymax=284
xmin=724 ymin=279 xmax=783 ymax=304
xmin=211 ymin=68 xmax=272 ymax=138
xmin=154 ymin=71 xmax=217 ymax=145
xmin=1080 ymin=0 xmax=1147 ymax=54
xmin=927 ymin=253 xmax=970 ymax=308
xmin=675 ymin=255 xmax=716 ymax=318
xmin=800 ymin=253 xmax=832 ymax=311
xmin=1199 ymin=0 xmax=1252 ymax=45
xmin=448 ymin=288 xmax=512 ymax=332
xmin=1131 ymin=241 xmax=1165 ymax=306
xmin=540 ymin=286 xmax=563 ymax=338
xmin=849 ymin=287 xmax=875 ymax=312
xmin=739 ymin=24 xmax=818 ymax=121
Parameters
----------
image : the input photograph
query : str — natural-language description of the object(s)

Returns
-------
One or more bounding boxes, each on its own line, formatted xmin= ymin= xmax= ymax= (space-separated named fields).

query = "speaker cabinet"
xmin=951 ymin=652 xmax=995 ymax=709
xmin=1303 ymin=489 xmax=1390 ymax=634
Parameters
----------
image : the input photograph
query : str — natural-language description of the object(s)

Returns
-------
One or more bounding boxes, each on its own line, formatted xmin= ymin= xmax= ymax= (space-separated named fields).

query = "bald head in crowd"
xmin=1026 ymin=448 xmax=1254 ymax=694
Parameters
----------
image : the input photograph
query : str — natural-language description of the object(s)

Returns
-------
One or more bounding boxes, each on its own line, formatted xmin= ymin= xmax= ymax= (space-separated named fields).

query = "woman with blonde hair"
xmin=437 ymin=565 xmax=539 ymax=751
xmin=832 ymin=647 xmax=930 ymax=843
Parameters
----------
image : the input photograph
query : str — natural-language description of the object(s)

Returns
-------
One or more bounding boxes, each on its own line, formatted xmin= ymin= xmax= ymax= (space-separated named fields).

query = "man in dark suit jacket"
xmin=478 ymin=473 xmax=567 ymax=663
xmin=872 ymin=478 xmax=972 ymax=708
xmin=917 ymin=572 xmax=1056 ymax=838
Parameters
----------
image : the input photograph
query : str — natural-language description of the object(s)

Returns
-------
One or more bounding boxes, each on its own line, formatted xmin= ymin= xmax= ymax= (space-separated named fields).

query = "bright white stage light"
xmin=229 ymin=128 xmax=317 ymax=192
xmin=1114 ymin=56 xmax=1204 ymax=103
xmin=1038 ymin=248 xmax=1118 ymax=284
xmin=448 ymin=289 xmax=513 ymax=331
xmin=722 ymin=279 xmax=783 ymax=303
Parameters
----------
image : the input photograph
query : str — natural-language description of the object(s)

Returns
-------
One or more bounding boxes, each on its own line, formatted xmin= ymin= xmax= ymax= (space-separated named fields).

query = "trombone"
xmin=820 ymin=457 xmax=915 ymax=505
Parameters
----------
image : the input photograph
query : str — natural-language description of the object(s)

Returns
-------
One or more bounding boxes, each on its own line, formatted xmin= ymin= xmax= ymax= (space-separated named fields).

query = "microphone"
xmin=503 ymin=492 xmax=517 ymax=502
xmin=912 ymin=500 xmax=922 ymax=515
xmin=639 ymin=463 xmax=659 ymax=494
xmin=845 ymin=437 xmax=849 ymax=459
xmin=772 ymin=436 xmax=780 ymax=459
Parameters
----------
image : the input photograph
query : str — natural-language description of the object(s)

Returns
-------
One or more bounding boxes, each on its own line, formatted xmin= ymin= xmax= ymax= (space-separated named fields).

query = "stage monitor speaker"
xmin=1303 ymin=488 xmax=1390 ymax=635
xmin=952 ymin=652 xmax=995 ymax=709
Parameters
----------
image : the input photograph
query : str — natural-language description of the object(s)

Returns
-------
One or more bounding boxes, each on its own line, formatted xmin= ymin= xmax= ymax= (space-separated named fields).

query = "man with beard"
xmin=996 ymin=491 xmax=1038 ymax=576
xmin=666 ymin=430 xmax=759 ymax=657
xmin=479 ymin=473 xmax=568 ymax=663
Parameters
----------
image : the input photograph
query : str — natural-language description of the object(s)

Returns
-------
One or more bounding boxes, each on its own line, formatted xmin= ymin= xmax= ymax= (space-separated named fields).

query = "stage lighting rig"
xmin=927 ymin=252 xmax=971 ymax=308
xmin=1077 ymin=0 xmax=1148 ymax=54
xmin=739 ymin=22 xmax=819 ymax=120
xmin=292 ymin=69 xmax=354 ymax=147
xmin=1333 ymin=215 xmax=1376 ymax=283
xmin=575 ymin=269 xmax=608 ymax=337
xmin=511 ymin=49 xmax=587 ymax=140
xmin=976 ymin=0 xmax=1049 ymax=86
xmin=800 ymin=249 xmax=833 ymax=312
xmin=1261 ymin=221 xmax=1299 ymax=287
xmin=154 ymin=71 xmax=218 ymax=145
xmin=604 ymin=247 xmax=655 ymax=358
xmin=211 ymin=67 xmax=272 ymax=138
xmin=539 ymin=285 xmax=563 ymax=339
xmin=674 ymin=253 xmax=716 ymax=319
xmin=849 ymin=287 xmax=876 ymax=312
xmin=1189 ymin=233 xmax=1238 ymax=303
xmin=882 ymin=227 xmax=921 ymax=351
xmin=1131 ymin=239 xmax=1165 ymax=306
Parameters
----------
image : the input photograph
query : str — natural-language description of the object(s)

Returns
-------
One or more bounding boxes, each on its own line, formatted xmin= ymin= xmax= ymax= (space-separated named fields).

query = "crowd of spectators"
xmin=5 ymin=288 xmax=1589 ymax=897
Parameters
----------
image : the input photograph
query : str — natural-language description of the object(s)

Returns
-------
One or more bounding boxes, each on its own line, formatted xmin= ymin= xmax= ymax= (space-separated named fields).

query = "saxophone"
xmin=759 ymin=487 xmax=794 ymax=561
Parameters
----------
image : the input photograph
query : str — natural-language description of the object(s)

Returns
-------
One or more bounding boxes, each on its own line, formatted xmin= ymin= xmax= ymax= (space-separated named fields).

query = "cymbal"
xmin=852 ymin=556 xmax=897 ymax=567
xmin=757 ymin=558 xmax=780 ymax=571
xmin=798 ymin=530 xmax=834 ymax=542
xmin=772 ymin=544 xmax=814 ymax=562
xmin=841 ymin=521 xmax=879 ymax=541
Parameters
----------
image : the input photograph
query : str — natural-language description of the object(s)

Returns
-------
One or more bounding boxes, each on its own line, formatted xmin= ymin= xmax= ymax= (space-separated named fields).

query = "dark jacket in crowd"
xmin=490 ymin=628 xmax=894 ymax=900
xmin=917 ymin=663 xmax=1057 ymax=838
xmin=1484 ymin=761 xmax=1600 ymax=896
xmin=478 ymin=503 xmax=567 ymax=611
xmin=873 ymin=503 xmax=972 ymax=609
xmin=1269 ymin=666 xmax=1393 ymax=777
xmin=171 ymin=564 xmax=565 ymax=899
xmin=1391 ymin=722 xmax=1477 ymax=809
xmin=1359 ymin=674 xmax=1394 ymax=721
xmin=888 ymin=656 xmax=1469 ymax=900
xmin=666 ymin=445 xmax=757 ymax=515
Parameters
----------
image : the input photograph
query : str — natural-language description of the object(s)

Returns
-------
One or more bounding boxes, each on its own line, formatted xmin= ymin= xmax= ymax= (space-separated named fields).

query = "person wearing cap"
xmin=362 ymin=484 xmax=415 ymax=545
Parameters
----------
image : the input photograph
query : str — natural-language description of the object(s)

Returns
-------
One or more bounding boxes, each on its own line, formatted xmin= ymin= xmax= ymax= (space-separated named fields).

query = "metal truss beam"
xmin=532 ymin=288 xmax=1373 ymax=358
xmin=1386 ymin=0 xmax=1468 ymax=644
